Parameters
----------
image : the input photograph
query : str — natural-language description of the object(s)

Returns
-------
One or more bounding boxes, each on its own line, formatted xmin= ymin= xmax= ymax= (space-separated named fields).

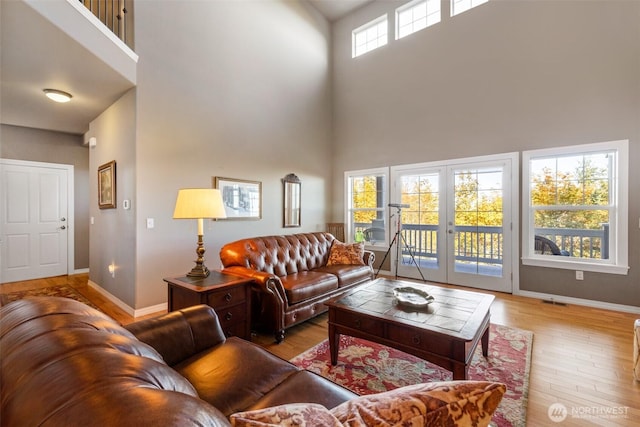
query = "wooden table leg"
xmin=329 ymin=323 xmax=339 ymax=365
xmin=452 ymin=362 xmax=469 ymax=380
xmin=481 ymin=324 xmax=490 ymax=357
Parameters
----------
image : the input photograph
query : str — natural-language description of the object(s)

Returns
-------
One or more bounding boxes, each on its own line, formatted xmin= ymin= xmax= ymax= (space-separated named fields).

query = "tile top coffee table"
xmin=325 ymin=277 xmax=495 ymax=380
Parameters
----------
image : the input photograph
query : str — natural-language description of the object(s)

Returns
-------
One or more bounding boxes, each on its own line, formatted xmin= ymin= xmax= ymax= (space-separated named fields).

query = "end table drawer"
xmin=223 ymin=321 xmax=249 ymax=339
xmin=216 ymin=303 xmax=247 ymax=328
xmin=206 ymin=286 xmax=246 ymax=308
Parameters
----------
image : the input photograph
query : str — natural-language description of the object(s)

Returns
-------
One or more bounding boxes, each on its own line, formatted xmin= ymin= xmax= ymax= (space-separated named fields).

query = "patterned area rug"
xmin=0 ymin=285 xmax=99 ymax=310
xmin=290 ymin=323 xmax=532 ymax=427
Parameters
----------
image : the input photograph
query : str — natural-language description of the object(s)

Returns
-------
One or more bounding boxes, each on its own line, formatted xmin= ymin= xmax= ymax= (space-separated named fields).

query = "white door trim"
xmin=0 ymin=158 xmax=75 ymax=280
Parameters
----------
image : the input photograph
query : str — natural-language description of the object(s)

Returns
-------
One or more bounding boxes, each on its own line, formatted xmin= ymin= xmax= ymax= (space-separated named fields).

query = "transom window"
xmin=451 ymin=0 xmax=489 ymax=17
xmin=522 ymin=140 xmax=629 ymax=275
xmin=352 ymin=15 xmax=388 ymax=58
xmin=345 ymin=168 xmax=388 ymax=246
xmin=396 ymin=0 xmax=441 ymax=40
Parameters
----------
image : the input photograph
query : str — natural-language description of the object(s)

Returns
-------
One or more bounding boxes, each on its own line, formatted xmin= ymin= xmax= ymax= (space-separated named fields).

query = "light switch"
xmin=146 ymin=218 xmax=154 ymax=229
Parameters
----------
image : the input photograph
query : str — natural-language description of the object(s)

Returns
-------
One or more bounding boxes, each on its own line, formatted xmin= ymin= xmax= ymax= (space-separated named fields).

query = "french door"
xmin=390 ymin=154 xmax=517 ymax=293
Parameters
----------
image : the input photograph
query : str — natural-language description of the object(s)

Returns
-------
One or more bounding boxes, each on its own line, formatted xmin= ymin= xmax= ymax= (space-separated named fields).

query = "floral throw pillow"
xmin=330 ymin=381 xmax=506 ymax=427
xmin=326 ymin=241 xmax=365 ymax=266
xmin=230 ymin=403 xmax=342 ymax=427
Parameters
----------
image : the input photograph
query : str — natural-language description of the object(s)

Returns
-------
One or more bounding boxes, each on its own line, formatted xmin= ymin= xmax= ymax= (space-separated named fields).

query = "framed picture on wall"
xmin=213 ymin=176 xmax=262 ymax=220
xmin=98 ymin=160 xmax=116 ymax=209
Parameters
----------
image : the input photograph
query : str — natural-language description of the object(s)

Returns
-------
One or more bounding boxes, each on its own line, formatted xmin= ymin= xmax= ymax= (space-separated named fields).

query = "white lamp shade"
xmin=173 ymin=188 xmax=227 ymax=219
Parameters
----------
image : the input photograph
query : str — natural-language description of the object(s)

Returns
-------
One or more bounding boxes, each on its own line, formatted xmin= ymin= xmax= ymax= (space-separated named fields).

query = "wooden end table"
xmin=164 ymin=271 xmax=253 ymax=340
xmin=325 ymin=278 xmax=494 ymax=380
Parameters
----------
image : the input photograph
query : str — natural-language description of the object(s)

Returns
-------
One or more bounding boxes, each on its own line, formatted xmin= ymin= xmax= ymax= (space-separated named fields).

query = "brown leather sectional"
xmin=220 ymin=232 xmax=374 ymax=342
xmin=0 ymin=297 xmax=356 ymax=426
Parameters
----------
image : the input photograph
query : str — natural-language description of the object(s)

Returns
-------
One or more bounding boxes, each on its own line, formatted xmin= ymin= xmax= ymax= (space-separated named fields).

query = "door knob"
xmin=59 ymin=225 xmax=66 ymax=230
xmin=61 ymin=217 xmax=66 ymax=221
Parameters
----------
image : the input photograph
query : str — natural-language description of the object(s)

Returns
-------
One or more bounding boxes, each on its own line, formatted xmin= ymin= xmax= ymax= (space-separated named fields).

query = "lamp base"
xmin=187 ymin=233 xmax=210 ymax=278
xmin=187 ymin=264 xmax=210 ymax=278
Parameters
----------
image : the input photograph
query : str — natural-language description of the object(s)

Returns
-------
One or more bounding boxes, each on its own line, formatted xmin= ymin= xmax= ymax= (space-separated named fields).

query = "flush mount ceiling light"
xmin=43 ymin=89 xmax=72 ymax=103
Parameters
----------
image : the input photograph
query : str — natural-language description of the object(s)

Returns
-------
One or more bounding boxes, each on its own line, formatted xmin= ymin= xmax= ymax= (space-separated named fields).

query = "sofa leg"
xmin=275 ymin=330 xmax=285 ymax=343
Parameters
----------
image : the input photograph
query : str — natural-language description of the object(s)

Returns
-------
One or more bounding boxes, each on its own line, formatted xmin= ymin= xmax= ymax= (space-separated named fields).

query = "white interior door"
xmin=392 ymin=154 xmax=517 ymax=293
xmin=1 ymin=160 xmax=72 ymax=283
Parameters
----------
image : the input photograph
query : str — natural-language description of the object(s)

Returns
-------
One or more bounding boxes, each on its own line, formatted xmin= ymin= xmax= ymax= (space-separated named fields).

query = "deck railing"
xmin=354 ymin=223 xmax=609 ymax=262
xmin=80 ymin=0 xmax=133 ymax=49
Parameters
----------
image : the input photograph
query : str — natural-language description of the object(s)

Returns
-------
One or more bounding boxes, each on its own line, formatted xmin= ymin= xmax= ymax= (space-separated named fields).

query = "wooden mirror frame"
xmin=283 ymin=173 xmax=301 ymax=227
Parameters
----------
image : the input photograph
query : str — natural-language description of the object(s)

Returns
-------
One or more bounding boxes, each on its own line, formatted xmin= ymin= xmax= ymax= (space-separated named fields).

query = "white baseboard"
xmin=514 ymin=289 xmax=640 ymax=315
xmin=74 ymin=268 xmax=89 ymax=274
xmin=88 ymin=280 xmax=168 ymax=318
xmin=134 ymin=303 xmax=167 ymax=318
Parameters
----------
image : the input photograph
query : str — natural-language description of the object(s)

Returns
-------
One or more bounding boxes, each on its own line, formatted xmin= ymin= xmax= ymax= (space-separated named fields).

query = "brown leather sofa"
xmin=0 ymin=297 xmax=356 ymax=427
xmin=220 ymin=232 xmax=374 ymax=342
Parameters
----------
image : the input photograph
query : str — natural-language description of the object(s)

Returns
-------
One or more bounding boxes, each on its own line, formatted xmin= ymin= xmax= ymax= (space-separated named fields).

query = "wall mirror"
xmin=283 ymin=173 xmax=301 ymax=227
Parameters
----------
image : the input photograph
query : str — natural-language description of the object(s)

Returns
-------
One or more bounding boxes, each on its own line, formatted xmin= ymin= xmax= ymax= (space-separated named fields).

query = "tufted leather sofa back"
xmin=220 ymin=232 xmax=335 ymax=277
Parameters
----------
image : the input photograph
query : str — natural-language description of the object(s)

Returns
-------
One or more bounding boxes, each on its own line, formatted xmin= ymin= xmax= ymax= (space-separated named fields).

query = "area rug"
xmin=0 ymin=285 xmax=99 ymax=310
xmin=290 ymin=323 xmax=532 ymax=427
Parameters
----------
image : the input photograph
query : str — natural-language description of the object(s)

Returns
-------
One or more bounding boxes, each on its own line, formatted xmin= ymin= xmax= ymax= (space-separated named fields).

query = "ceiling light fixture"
xmin=43 ymin=89 xmax=72 ymax=103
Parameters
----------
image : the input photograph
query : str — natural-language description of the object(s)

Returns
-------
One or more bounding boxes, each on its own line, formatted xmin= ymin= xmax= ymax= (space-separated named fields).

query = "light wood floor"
xmin=2 ymin=274 xmax=639 ymax=426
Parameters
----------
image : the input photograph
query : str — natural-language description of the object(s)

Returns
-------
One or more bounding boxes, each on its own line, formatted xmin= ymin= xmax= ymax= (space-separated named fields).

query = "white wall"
xmin=132 ymin=0 xmax=332 ymax=308
xmin=331 ymin=0 xmax=640 ymax=306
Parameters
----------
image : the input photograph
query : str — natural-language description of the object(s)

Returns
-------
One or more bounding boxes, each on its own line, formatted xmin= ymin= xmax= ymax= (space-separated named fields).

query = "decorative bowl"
xmin=393 ymin=286 xmax=435 ymax=308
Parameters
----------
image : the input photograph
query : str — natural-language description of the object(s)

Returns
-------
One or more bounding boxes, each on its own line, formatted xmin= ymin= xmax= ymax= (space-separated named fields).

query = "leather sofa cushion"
xmin=174 ymin=337 xmax=301 ymax=416
xmin=315 ymin=265 xmax=374 ymax=288
xmin=280 ymin=271 xmax=339 ymax=304
xmin=245 ymin=370 xmax=357 ymax=412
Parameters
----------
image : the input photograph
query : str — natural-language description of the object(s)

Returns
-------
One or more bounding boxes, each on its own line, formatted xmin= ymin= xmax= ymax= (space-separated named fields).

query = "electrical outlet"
xmin=146 ymin=218 xmax=154 ymax=229
xmin=576 ymin=270 xmax=584 ymax=280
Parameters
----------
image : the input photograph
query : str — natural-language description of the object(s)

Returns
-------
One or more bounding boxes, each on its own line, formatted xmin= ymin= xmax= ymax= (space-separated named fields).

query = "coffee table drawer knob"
xmin=354 ymin=319 xmax=361 ymax=328
xmin=224 ymin=293 xmax=232 ymax=302
xmin=412 ymin=335 xmax=421 ymax=345
xmin=225 ymin=312 xmax=233 ymax=321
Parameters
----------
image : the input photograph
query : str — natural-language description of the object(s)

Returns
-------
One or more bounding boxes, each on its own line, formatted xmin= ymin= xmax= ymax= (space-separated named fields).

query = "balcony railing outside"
xmin=354 ymin=222 xmax=609 ymax=265
xmin=80 ymin=0 xmax=134 ymax=49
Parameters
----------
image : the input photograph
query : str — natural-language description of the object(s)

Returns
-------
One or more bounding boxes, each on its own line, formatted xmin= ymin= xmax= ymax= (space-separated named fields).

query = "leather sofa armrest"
xmin=125 ymin=305 xmax=226 ymax=366
xmin=363 ymin=250 xmax=375 ymax=267
xmin=222 ymin=267 xmax=286 ymax=300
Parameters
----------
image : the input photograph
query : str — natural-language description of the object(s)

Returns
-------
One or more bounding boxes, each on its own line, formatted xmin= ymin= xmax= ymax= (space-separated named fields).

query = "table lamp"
xmin=173 ymin=188 xmax=227 ymax=277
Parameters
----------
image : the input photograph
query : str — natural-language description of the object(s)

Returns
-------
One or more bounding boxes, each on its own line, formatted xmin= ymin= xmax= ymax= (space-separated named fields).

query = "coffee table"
xmin=325 ymin=278 xmax=494 ymax=380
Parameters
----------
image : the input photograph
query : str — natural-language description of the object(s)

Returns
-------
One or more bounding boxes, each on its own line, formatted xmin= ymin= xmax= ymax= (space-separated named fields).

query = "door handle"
xmin=58 ymin=225 xmax=66 ymax=230
xmin=61 ymin=217 xmax=66 ymax=221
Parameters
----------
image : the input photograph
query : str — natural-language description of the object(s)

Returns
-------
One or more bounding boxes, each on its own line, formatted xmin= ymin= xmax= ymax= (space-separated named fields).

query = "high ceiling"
xmin=309 ymin=0 xmax=372 ymax=21
xmin=0 ymin=0 xmax=136 ymax=135
xmin=0 ymin=0 xmax=371 ymax=136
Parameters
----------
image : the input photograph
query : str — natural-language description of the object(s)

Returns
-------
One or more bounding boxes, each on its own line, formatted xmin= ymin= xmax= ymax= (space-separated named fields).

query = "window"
xmin=352 ymin=15 xmax=388 ymax=58
xmin=396 ymin=0 xmax=441 ymax=40
xmin=451 ymin=0 xmax=489 ymax=17
xmin=522 ymin=140 xmax=629 ymax=275
xmin=345 ymin=168 xmax=388 ymax=246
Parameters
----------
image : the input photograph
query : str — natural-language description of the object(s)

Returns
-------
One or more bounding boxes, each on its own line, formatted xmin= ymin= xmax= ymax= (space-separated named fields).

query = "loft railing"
xmin=80 ymin=0 xmax=133 ymax=49
xmin=354 ymin=223 xmax=609 ymax=262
